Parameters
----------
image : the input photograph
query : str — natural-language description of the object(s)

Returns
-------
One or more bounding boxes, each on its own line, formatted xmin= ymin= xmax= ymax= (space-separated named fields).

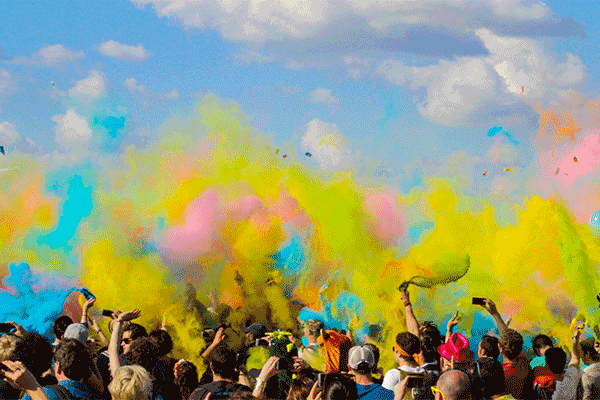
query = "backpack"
xmin=398 ymin=369 xmax=435 ymax=400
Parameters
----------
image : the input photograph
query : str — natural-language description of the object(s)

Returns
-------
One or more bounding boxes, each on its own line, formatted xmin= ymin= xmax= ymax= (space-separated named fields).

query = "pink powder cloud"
xmin=364 ymin=190 xmax=405 ymax=245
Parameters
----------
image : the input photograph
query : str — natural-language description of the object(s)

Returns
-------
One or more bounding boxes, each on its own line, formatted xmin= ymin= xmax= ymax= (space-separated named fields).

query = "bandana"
xmin=395 ymin=342 xmax=422 ymax=365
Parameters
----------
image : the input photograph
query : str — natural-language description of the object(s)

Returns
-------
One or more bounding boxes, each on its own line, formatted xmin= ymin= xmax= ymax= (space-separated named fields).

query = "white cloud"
xmin=0 ymin=121 xmax=20 ymax=146
xmin=375 ymin=29 xmax=586 ymax=126
xmin=98 ymin=40 xmax=151 ymax=62
xmin=301 ymin=118 xmax=353 ymax=170
xmin=11 ymin=44 xmax=84 ymax=66
xmin=52 ymin=109 xmax=93 ymax=147
xmin=68 ymin=70 xmax=108 ymax=100
xmin=127 ymin=0 xmax=581 ymax=57
xmin=310 ymin=88 xmax=338 ymax=107
xmin=0 ymin=69 xmax=13 ymax=96
xmin=125 ymin=77 xmax=180 ymax=103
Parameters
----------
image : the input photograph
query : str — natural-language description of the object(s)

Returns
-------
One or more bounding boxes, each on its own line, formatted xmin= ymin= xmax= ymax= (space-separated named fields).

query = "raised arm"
xmin=108 ymin=309 xmax=141 ymax=377
xmin=80 ymin=297 xmax=96 ymax=325
xmin=1 ymin=360 xmax=50 ymax=400
xmin=400 ymin=288 xmax=420 ymax=336
xmin=200 ymin=327 xmax=225 ymax=360
xmin=445 ymin=312 xmax=460 ymax=343
xmin=480 ymin=298 xmax=509 ymax=335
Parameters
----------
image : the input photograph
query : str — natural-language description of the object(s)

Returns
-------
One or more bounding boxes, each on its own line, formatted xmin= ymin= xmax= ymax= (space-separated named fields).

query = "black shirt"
xmin=188 ymin=380 xmax=251 ymax=400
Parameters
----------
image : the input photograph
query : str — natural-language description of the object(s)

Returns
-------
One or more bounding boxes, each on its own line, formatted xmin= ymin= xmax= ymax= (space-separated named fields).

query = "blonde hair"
xmin=108 ymin=365 xmax=152 ymax=400
xmin=0 ymin=334 xmax=24 ymax=361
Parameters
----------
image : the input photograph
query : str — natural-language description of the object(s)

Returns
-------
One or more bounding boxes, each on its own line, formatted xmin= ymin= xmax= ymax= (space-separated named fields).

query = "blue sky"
xmin=1 ymin=0 xmax=599 ymax=198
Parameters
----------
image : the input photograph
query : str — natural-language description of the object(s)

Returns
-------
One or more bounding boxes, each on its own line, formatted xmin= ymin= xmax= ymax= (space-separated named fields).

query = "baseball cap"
xmin=348 ymin=345 xmax=375 ymax=370
xmin=63 ymin=323 xmax=89 ymax=344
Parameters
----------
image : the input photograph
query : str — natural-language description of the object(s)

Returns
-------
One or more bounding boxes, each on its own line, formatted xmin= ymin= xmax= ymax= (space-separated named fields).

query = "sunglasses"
xmin=121 ymin=338 xmax=132 ymax=344
xmin=431 ymin=386 xmax=445 ymax=399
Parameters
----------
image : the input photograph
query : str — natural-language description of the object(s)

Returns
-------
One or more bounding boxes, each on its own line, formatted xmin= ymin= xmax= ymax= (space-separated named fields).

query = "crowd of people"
xmin=0 ymin=287 xmax=597 ymax=400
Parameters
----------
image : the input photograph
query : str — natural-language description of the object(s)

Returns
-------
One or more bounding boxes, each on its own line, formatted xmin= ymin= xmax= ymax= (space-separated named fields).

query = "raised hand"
xmin=117 ymin=309 xmax=141 ymax=322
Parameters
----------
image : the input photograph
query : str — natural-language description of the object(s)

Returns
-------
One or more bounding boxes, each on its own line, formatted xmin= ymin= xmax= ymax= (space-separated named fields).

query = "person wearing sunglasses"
xmin=429 ymin=370 xmax=470 ymax=400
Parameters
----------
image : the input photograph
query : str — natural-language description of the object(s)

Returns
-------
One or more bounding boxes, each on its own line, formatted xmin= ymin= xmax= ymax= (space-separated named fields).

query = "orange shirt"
xmin=317 ymin=330 xmax=348 ymax=373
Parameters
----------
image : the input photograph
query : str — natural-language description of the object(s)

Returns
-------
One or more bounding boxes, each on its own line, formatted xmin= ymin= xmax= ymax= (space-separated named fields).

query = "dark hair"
xmin=127 ymin=337 xmax=159 ymax=373
xmin=209 ymin=344 xmax=238 ymax=380
xmin=123 ymin=323 xmax=148 ymax=340
xmin=149 ymin=329 xmax=173 ymax=357
xmin=545 ymin=347 xmax=567 ymax=374
xmin=54 ymin=339 xmax=92 ymax=381
xmin=395 ymin=332 xmax=421 ymax=359
xmin=420 ymin=322 xmax=442 ymax=363
xmin=286 ymin=376 xmax=315 ymax=400
xmin=324 ymin=374 xmax=358 ymax=400
xmin=532 ymin=334 xmax=553 ymax=357
xmin=479 ymin=335 xmax=500 ymax=360
xmin=363 ymin=343 xmax=380 ymax=367
xmin=472 ymin=357 xmax=505 ymax=397
xmin=22 ymin=333 xmax=54 ymax=378
xmin=498 ymin=329 xmax=523 ymax=360
xmin=175 ymin=360 xmax=198 ymax=400
xmin=52 ymin=316 xmax=73 ymax=340
xmin=581 ymin=338 xmax=600 ymax=362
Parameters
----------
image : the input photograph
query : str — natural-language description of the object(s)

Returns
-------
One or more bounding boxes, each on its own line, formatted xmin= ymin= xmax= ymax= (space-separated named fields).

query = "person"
xmin=108 ymin=365 xmax=152 ymax=400
xmin=348 ymin=345 xmax=393 ymax=400
xmin=286 ymin=376 xmax=315 ymax=400
xmin=478 ymin=298 xmax=532 ymax=400
xmin=149 ymin=329 xmax=177 ymax=383
xmin=22 ymin=339 xmax=102 ymax=400
xmin=243 ymin=323 xmax=268 ymax=347
xmin=188 ymin=344 xmax=251 ymax=400
xmin=292 ymin=319 xmax=324 ymax=368
xmin=363 ymin=343 xmax=383 ymax=384
xmin=0 ymin=333 xmax=28 ymax=400
xmin=477 ymin=335 xmax=500 ymax=361
xmin=52 ymin=316 xmax=73 ymax=346
xmin=419 ymin=322 xmax=443 ymax=379
xmin=579 ymin=337 xmax=600 ymax=400
xmin=531 ymin=335 xmax=554 ymax=369
xmin=470 ymin=357 xmax=514 ymax=399
xmin=1 ymin=360 xmax=52 ymax=400
xmin=431 ymin=370 xmax=470 ymax=400
xmin=550 ymin=328 xmax=582 ymax=400
xmin=382 ymin=332 xmax=427 ymax=392
xmin=174 ymin=359 xmax=199 ymax=400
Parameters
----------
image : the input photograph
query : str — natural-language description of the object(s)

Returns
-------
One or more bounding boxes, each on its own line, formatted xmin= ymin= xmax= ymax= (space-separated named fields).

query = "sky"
xmin=3 ymin=1 xmax=600 ymax=346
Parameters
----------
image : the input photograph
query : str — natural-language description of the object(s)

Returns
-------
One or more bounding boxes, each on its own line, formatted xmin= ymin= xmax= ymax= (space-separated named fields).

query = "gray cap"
xmin=348 ymin=345 xmax=375 ymax=370
xmin=63 ymin=323 xmax=89 ymax=343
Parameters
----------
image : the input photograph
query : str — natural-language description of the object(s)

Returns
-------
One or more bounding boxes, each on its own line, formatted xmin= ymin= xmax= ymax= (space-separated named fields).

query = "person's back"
xmin=499 ymin=330 xmax=533 ymax=400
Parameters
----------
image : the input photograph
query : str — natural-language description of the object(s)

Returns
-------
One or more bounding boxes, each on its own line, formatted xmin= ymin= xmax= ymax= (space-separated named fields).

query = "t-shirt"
xmin=317 ymin=330 xmax=348 ymax=373
xmin=382 ymin=365 xmax=426 ymax=391
xmin=21 ymin=380 xmax=103 ymax=400
xmin=503 ymin=353 xmax=534 ymax=400
xmin=188 ymin=380 xmax=252 ymax=400
xmin=553 ymin=365 xmax=582 ymax=400
xmin=357 ymin=383 xmax=394 ymax=400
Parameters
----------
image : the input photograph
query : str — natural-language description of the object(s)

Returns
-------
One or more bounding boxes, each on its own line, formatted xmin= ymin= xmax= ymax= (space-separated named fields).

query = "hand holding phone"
xmin=472 ymin=297 xmax=486 ymax=306
xmin=80 ymin=287 xmax=96 ymax=300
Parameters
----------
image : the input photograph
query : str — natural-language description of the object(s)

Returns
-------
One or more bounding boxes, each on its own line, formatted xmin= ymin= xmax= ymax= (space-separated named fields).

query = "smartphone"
xmin=80 ymin=287 xmax=96 ymax=300
xmin=472 ymin=297 xmax=486 ymax=306
xmin=317 ymin=373 xmax=326 ymax=387
xmin=0 ymin=323 xmax=15 ymax=333
xmin=597 ymin=293 xmax=600 ymax=303
xmin=101 ymin=309 xmax=113 ymax=317
xmin=405 ymin=376 xmax=425 ymax=388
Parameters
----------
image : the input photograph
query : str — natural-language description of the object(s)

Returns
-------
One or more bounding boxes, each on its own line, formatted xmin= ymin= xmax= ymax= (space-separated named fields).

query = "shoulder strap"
xmin=48 ymin=384 xmax=75 ymax=400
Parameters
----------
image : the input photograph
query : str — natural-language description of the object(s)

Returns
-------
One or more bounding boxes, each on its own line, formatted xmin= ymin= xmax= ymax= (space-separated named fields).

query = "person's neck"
xmin=213 ymin=374 xmax=234 ymax=383
xmin=397 ymin=358 xmax=418 ymax=368
xmin=354 ymin=373 xmax=373 ymax=385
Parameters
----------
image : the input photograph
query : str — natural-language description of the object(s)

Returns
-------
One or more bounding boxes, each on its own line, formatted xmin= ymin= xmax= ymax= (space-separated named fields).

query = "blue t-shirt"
xmin=22 ymin=380 xmax=102 ymax=400
xmin=357 ymin=383 xmax=394 ymax=400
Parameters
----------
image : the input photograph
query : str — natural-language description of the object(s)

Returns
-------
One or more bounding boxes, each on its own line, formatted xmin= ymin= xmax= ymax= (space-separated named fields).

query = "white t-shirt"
xmin=382 ymin=365 xmax=426 ymax=391
xmin=552 ymin=365 xmax=582 ymax=400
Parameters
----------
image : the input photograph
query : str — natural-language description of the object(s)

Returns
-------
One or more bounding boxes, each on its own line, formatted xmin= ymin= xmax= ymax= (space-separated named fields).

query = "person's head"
xmin=471 ymin=357 xmax=505 ymax=398
xmin=532 ymin=334 xmax=553 ymax=357
xmin=174 ymin=360 xmax=198 ymax=400
xmin=52 ymin=316 xmax=73 ymax=340
xmin=243 ymin=323 xmax=267 ymax=344
xmin=209 ymin=344 xmax=238 ymax=380
xmin=286 ymin=376 xmax=315 ymax=400
xmin=126 ymin=337 xmax=160 ymax=375
xmin=0 ymin=334 xmax=25 ymax=362
xmin=363 ymin=343 xmax=380 ymax=371
xmin=544 ymin=347 xmax=567 ymax=375
xmin=420 ymin=321 xmax=443 ymax=363
xmin=63 ymin=323 xmax=89 ymax=344
xmin=394 ymin=332 xmax=421 ymax=366
xmin=580 ymin=338 xmax=600 ymax=365
xmin=53 ymin=338 xmax=92 ymax=382
xmin=323 ymin=373 xmax=359 ymax=400
xmin=22 ymin=333 xmax=54 ymax=379
xmin=149 ymin=329 xmax=173 ymax=357
xmin=122 ymin=323 xmax=148 ymax=354
xmin=302 ymin=319 xmax=324 ymax=341
xmin=498 ymin=329 xmax=523 ymax=361
xmin=435 ymin=369 xmax=471 ymax=400
xmin=478 ymin=335 xmax=500 ymax=360
xmin=347 ymin=345 xmax=375 ymax=376
xmin=108 ymin=365 xmax=152 ymax=400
